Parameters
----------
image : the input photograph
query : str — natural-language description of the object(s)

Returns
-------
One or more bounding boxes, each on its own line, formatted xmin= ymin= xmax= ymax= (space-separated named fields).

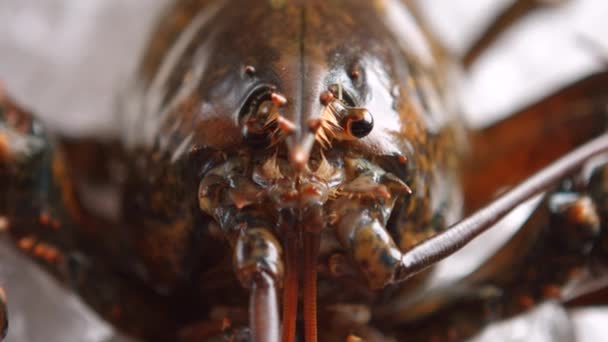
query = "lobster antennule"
xmin=303 ymin=231 xmax=320 ymax=342
xmin=281 ymin=233 xmax=299 ymax=342
xmin=282 ymin=214 xmax=322 ymax=342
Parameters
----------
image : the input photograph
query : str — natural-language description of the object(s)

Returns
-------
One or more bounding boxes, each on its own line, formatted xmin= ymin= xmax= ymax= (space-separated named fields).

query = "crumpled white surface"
xmin=1 ymin=1 xmax=608 ymax=341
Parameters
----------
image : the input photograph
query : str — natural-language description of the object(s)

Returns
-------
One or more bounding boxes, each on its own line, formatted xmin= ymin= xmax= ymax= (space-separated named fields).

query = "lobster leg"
xmin=464 ymin=71 xmax=608 ymax=213
xmin=0 ymin=88 xmax=53 ymax=341
xmin=462 ymin=0 xmax=570 ymax=67
xmin=0 ymin=92 xmax=185 ymax=341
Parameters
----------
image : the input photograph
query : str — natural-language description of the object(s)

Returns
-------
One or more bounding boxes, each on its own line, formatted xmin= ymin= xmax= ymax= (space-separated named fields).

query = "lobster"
xmin=1 ymin=0 xmax=608 ymax=341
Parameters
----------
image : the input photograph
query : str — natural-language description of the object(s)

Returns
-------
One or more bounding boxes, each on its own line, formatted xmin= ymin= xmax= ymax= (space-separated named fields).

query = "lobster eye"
xmin=240 ymin=87 xmax=275 ymax=146
xmin=344 ymin=108 xmax=373 ymax=139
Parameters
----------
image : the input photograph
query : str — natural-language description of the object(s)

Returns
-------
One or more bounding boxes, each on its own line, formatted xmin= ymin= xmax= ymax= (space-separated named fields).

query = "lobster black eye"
xmin=345 ymin=108 xmax=374 ymax=138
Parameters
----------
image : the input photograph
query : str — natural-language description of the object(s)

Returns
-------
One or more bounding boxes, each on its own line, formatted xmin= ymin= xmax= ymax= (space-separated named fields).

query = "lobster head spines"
xmin=142 ymin=0 xmax=436 ymax=168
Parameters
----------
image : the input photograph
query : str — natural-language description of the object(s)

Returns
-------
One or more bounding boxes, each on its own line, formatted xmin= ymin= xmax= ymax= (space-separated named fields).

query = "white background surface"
xmin=0 ymin=1 xmax=607 ymax=341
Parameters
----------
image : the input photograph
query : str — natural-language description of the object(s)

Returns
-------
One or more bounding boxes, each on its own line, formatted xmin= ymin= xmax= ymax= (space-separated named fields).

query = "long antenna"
xmin=394 ymin=133 xmax=608 ymax=282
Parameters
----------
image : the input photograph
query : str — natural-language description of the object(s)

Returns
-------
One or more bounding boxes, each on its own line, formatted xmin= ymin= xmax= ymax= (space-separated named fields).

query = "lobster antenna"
xmin=394 ymin=133 xmax=608 ymax=282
